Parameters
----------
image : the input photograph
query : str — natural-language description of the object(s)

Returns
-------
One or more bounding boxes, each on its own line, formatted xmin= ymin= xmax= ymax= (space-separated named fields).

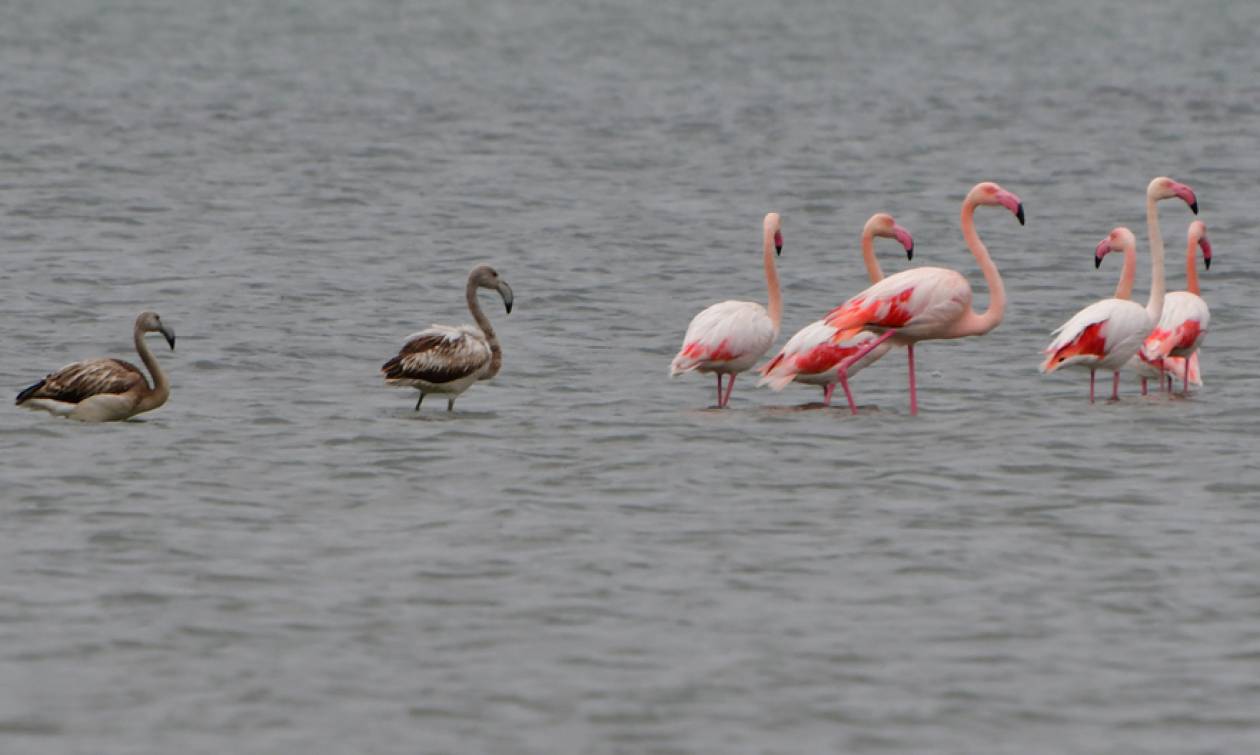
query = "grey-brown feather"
xmin=19 ymin=358 xmax=146 ymax=405
xmin=381 ymin=331 xmax=490 ymax=384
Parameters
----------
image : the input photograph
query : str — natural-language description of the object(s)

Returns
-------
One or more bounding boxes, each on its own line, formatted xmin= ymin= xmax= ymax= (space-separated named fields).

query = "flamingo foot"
xmin=721 ymin=374 xmax=737 ymax=408
xmin=838 ymin=373 xmax=857 ymax=415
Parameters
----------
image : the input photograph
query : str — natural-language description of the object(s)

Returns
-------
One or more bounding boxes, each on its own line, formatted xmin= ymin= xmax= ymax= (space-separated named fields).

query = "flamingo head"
xmin=136 ymin=311 xmax=176 ymax=350
xmin=865 ymin=213 xmax=914 ymax=260
xmin=968 ymin=182 xmax=1024 ymax=225
xmin=1094 ymin=227 xmax=1137 ymax=269
xmin=1189 ymin=220 xmax=1211 ymax=270
xmin=1148 ymin=177 xmax=1198 ymax=214
xmin=764 ymin=212 xmax=783 ymax=256
xmin=471 ymin=265 xmax=514 ymax=314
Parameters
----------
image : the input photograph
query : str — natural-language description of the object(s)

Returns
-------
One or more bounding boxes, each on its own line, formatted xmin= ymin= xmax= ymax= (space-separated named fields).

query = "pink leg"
xmin=715 ymin=373 xmax=724 ymax=407
xmin=1183 ymin=366 xmax=1189 ymax=395
xmin=1111 ymin=371 xmax=1120 ymax=401
xmin=839 ymin=374 xmax=857 ymax=415
xmin=907 ymin=343 xmax=918 ymax=416
xmin=821 ymin=383 xmax=835 ymax=407
xmin=1141 ymin=377 xmax=1148 ymax=396
xmin=721 ymin=373 xmax=737 ymax=408
xmin=1089 ymin=369 xmax=1095 ymax=403
xmin=834 ymin=330 xmax=898 ymax=416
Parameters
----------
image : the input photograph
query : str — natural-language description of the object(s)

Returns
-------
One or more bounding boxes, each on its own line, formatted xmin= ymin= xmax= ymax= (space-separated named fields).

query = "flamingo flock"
xmin=672 ymin=177 xmax=1214 ymax=414
xmin=12 ymin=178 xmax=1216 ymax=422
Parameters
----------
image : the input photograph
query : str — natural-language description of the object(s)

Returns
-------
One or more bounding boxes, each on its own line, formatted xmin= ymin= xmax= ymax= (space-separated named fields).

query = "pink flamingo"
xmin=818 ymin=182 xmax=1024 ymax=416
xmin=1041 ymin=177 xmax=1197 ymax=401
xmin=1040 ymin=228 xmax=1151 ymax=401
xmin=757 ymin=213 xmax=914 ymax=410
xmin=1133 ymin=220 xmax=1211 ymax=395
xmin=670 ymin=212 xmax=782 ymax=408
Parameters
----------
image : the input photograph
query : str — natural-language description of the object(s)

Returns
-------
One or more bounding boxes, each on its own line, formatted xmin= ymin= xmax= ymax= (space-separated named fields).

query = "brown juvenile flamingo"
xmin=381 ymin=265 xmax=513 ymax=412
xmin=16 ymin=311 xmax=176 ymax=422
xmin=670 ymin=212 xmax=783 ymax=408
xmin=819 ymin=182 xmax=1025 ymax=415
xmin=757 ymin=213 xmax=914 ymax=410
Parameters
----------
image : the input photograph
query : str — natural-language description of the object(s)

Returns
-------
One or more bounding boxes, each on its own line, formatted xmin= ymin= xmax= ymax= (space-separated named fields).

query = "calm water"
xmin=3 ymin=0 xmax=1260 ymax=752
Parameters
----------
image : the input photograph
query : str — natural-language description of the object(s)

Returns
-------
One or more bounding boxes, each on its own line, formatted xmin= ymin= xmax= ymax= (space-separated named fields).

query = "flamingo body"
xmin=823 ymin=267 xmax=972 ymax=342
xmin=1041 ymin=299 xmax=1152 ymax=374
xmin=670 ymin=300 xmax=777 ymax=376
xmin=1140 ymin=291 xmax=1209 ymax=362
xmin=759 ymin=321 xmax=891 ymax=390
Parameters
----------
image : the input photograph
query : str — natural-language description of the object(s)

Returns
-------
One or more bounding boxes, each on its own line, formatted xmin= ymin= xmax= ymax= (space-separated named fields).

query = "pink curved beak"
xmin=892 ymin=224 xmax=914 ymax=260
xmin=995 ymin=189 xmax=1025 ymax=225
xmin=1094 ymin=238 xmax=1112 ymax=268
xmin=1199 ymin=233 xmax=1212 ymax=269
xmin=1171 ymin=181 xmax=1199 ymax=214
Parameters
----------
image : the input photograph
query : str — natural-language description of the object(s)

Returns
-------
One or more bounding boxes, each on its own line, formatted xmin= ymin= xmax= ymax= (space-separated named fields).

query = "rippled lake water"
xmin=3 ymin=0 xmax=1260 ymax=752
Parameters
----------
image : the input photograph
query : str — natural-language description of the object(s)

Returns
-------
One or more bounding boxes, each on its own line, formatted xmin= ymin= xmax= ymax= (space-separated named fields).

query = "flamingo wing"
xmin=1141 ymin=291 xmax=1210 ymax=362
xmin=382 ymin=325 xmax=492 ymax=384
xmin=822 ymin=267 xmax=970 ymax=341
xmin=758 ymin=321 xmax=888 ymax=390
xmin=16 ymin=358 xmax=145 ymax=406
xmin=671 ymin=300 xmax=775 ymax=375
xmin=1041 ymin=299 xmax=1150 ymax=373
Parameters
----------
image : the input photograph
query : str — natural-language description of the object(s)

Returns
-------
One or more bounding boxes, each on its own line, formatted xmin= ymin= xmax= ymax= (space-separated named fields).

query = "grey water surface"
xmin=3 ymin=0 xmax=1260 ymax=753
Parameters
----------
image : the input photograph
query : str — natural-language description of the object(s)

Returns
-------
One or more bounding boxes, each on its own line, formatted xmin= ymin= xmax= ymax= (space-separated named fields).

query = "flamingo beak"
xmin=773 ymin=230 xmax=783 ymax=257
xmin=1200 ymin=235 xmax=1212 ymax=269
xmin=497 ymin=281 xmax=514 ymax=314
xmin=1094 ymin=239 xmax=1110 ymax=269
xmin=995 ymin=189 xmax=1025 ymax=225
xmin=1172 ymin=182 xmax=1198 ymax=214
xmin=892 ymin=225 xmax=914 ymax=260
xmin=160 ymin=325 xmax=176 ymax=349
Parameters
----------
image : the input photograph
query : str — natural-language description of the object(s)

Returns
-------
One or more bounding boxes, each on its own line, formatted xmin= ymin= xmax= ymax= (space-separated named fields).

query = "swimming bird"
xmin=820 ymin=182 xmax=1025 ymax=415
xmin=381 ymin=265 xmax=513 ymax=412
xmin=16 ymin=311 xmax=176 ymax=422
xmin=670 ymin=212 xmax=783 ymax=408
xmin=1040 ymin=228 xmax=1151 ymax=402
xmin=1133 ymin=220 xmax=1211 ymax=395
xmin=758 ymin=213 xmax=914 ymax=409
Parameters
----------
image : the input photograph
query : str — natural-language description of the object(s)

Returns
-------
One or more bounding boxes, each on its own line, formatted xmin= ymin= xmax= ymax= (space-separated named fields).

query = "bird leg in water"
xmin=1141 ymin=378 xmax=1148 ymax=396
xmin=716 ymin=373 xmax=724 ymax=408
xmin=415 ymin=393 xmax=425 ymax=411
xmin=907 ymin=344 xmax=918 ymax=416
xmin=447 ymin=398 xmax=456 ymax=412
xmin=1089 ymin=369 xmax=1096 ymax=404
xmin=1111 ymin=371 xmax=1121 ymax=401
xmin=821 ymin=383 xmax=834 ymax=407
xmin=835 ymin=329 xmax=897 ymax=415
xmin=721 ymin=374 xmax=737 ymax=408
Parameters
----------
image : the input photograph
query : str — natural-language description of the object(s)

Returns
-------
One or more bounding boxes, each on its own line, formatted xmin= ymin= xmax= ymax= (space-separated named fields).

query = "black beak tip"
xmin=1204 ymin=257 xmax=1211 ymax=270
xmin=505 ymin=302 xmax=513 ymax=314
xmin=906 ymin=245 xmax=914 ymax=261
xmin=167 ymin=336 xmax=176 ymax=349
xmin=775 ymin=244 xmax=782 ymax=256
xmin=1190 ymin=200 xmax=1199 ymax=215
xmin=1094 ymin=256 xmax=1102 ymax=269
xmin=1015 ymin=204 xmax=1025 ymax=226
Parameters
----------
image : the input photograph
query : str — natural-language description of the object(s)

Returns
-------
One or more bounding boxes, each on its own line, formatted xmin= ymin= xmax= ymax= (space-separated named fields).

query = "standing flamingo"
xmin=1041 ymin=177 xmax=1196 ymax=401
xmin=1133 ymin=220 xmax=1211 ymax=395
xmin=757 ymin=213 xmax=914 ymax=410
xmin=1040 ymin=228 xmax=1152 ymax=401
xmin=670 ymin=212 xmax=782 ymax=408
xmin=817 ymin=182 xmax=1024 ymax=415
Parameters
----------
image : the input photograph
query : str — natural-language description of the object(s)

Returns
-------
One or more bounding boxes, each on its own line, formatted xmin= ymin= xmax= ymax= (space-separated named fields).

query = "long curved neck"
xmin=1113 ymin=243 xmax=1137 ymax=299
xmin=954 ymin=198 xmax=1005 ymax=336
xmin=860 ymin=227 xmax=883 ymax=283
xmin=1145 ymin=194 xmax=1167 ymax=322
xmin=133 ymin=324 xmax=169 ymax=413
xmin=763 ymin=226 xmax=781 ymax=330
xmin=468 ymin=279 xmax=501 ymax=378
xmin=1185 ymin=235 xmax=1200 ymax=295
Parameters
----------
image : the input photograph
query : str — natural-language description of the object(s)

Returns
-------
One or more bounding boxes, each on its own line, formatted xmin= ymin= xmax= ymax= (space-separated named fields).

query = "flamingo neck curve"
xmin=953 ymin=197 xmax=1006 ymax=337
xmin=763 ymin=224 xmax=782 ymax=331
xmin=1113 ymin=240 xmax=1137 ymax=300
xmin=1185 ymin=234 xmax=1201 ymax=296
xmin=467 ymin=276 xmax=502 ymax=379
xmin=132 ymin=322 xmax=170 ymax=414
xmin=1144 ymin=193 xmax=1167 ymax=324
